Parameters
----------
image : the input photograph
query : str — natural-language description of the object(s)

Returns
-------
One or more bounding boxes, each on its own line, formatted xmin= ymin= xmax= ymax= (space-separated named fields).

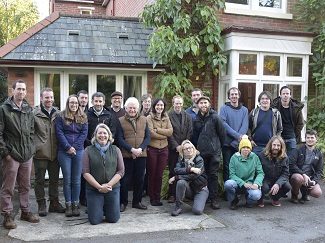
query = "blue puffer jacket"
xmin=55 ymin=115 xmax=88 ymax=152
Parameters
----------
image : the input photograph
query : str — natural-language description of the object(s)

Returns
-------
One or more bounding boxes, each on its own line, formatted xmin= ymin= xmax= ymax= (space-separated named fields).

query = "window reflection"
xmin=40 ymin=73 xmax=61 ymax=108
xmin=124 ymin=76 xmax=142 ymax=101
xmin=263 ymin=83 xmax=279 ymax=100
xmin=69 ymin=74 xmax=88 ymax=95
xmin=97 ymin=75 xmax=116 ymax=106
xmin=239 ymin=54 xmax=257 ymax=75
xmin=287 ymin=57 xmax=302 ymax=77
xmin=287 ymin=84 xmax=302 ymax=101
xmin=263 ymin=55 xmax=280 ymax=76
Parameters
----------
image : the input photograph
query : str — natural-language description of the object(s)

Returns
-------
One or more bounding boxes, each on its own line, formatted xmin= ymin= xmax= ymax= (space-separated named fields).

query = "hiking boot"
xmin=271 ymin=200 xmax=281 ymax=207
xmin=168 ymin=196 xmax=175 ymax=203
xmin=3 ymin=213 xmax=17 ymax=229
xmin=72 ymin=202 xmax=80 ymax=216
xmin=171 ymin=203 xmax=182 ymax=216
xmin=290 ymin=194 xmax=299 ymax=204
xmin=20 ymin=212 xmax=40 ymax=223
xmin=257 ymin=198 xmax=264 ymax=208
xmin=65 ymin=203 xmax=73 ymax=217
xmin=49 ymin=200 xmax=65 ymax=213
xmin=37 ymin=200 xmax=47 ymax=217
xmin=230 ymin=197 xmax=239 ymax=210
xmin=211 ymin=199 xmax=221 ymax=210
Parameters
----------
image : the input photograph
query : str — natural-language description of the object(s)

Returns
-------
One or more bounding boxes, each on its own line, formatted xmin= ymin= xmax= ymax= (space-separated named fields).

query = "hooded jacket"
xmin=0 ymin=97 xmax=35 ymax=162
xmin=272 ymin=97 xmax=304 ymax=143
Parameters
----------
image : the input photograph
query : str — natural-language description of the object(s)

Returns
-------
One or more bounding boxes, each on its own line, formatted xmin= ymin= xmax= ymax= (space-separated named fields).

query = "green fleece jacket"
xmin=229 ymin=152 xmax=264 ymax=187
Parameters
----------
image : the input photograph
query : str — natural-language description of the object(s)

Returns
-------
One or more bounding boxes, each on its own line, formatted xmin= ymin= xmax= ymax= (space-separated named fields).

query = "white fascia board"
xmin=224 ymin=32 xmax=313 ymax=55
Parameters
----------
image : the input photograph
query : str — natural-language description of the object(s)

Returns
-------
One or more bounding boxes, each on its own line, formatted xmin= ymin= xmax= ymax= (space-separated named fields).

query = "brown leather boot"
xmin=72 ymin=202 xmax=80 ymax=217
xmin=3 ymin=213 xmax=17 ymax=229
xmin=37 ymin=199 xmax=47 ymax=217
xmin=65 ymin=203 xmax=73 ymax=217
xmin=49 ymin=199 xmax=65 ymax=213
xmin=20 ymin=212 xmax=40 ymax=223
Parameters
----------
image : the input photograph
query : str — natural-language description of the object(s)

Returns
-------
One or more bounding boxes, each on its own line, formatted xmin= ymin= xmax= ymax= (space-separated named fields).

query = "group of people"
xmin=0 ymin=80 xmax=323 ymax=229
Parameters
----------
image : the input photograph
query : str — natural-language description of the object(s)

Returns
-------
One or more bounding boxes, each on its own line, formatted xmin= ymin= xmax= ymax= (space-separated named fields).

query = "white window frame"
xmin=34 ymin=68 xmax=147 ymax=111
xmin=225 ymin=0 xmax=292 ymax=19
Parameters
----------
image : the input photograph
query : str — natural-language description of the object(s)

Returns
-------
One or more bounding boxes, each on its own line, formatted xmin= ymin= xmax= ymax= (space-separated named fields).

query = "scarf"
xmin=94 ymin=141 xmax=110 ymax=159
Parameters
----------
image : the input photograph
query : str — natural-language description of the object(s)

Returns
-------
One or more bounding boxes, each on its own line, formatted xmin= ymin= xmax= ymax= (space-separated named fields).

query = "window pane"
xmin=238 ymin=82 xmax=256 ymax=112
xmin=287 ymin=84 xmax=302 ymax=101
xmin=97 ymin=75 xmax=116 ymax=105
xmin=239 ymin=54 xmax=257 ymax=75
xmin=226 ymin=0 xmax=248 ymax=4
xmin=287 ymin=57 xmax=302 ymax=77
xmin=123 ymin=76 xmax=142 ymax=102
xmin=263 ymin=55 xmax=280 ymax=76
xmin=40 ymin=73 xmax=61 ymax=108
xmin=263 ymin=83 xmax=279 ymax=100
xmin=259 ymin=0 xmax=281 ymax=8
xmin=69 ymin=74 xmax=88 ymax=95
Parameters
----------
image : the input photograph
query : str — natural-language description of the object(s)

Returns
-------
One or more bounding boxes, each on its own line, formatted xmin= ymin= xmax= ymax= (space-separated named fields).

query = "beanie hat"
xmin=239 ymin=135 xmax=252 ymax=151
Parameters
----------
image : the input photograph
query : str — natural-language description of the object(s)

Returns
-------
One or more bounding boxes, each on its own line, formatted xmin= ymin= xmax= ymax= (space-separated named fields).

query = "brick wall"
xmin=8 ymin=67 xmax=35 ymax=106
xmin=52 ymin=1 xmax=106 ymax=16
xmin=107 ymin=0 xmax=152 ymax=17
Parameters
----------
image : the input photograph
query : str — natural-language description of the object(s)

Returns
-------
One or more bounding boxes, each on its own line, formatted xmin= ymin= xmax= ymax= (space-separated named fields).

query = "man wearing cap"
xmin=192 ymin=96 xmax=225 ymax=209
xmin=110 ymin=91 xmax=126 ymax=118
xmin=224 ymin=135 xmax=264 ymax=209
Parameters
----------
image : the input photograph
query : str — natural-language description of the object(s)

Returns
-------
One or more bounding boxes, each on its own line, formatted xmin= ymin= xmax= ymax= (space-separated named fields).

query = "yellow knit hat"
xmin=239 ymin=135 xmax=252 ymax=151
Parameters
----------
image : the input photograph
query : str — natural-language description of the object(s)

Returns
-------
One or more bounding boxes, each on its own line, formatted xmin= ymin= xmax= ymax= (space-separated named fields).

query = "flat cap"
xmin=111 ymin=91 xmax=123 ymax=98
xmin=196 ymin=96 xmax=210 ymax=104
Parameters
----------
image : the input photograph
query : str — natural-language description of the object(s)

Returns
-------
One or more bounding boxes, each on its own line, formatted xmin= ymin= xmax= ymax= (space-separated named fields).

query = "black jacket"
xmin=289 ymin=145 xmax=324 ymax=183
xmin=258 ymin=153 xmax=290 ymax=187
xmin=192 ymin=109 xmax=225 ymax=158
xmin=168 ymin=109 xmax=192 ymax=150
xmin=272 ymin=97 xmax=304 ymax=143
xmin=85 ymin=106 xmax=120 ymax=146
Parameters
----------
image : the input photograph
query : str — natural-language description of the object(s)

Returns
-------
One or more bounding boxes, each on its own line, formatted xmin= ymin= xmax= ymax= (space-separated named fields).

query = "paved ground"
xmin=1 ymin=181 xmax=325 ymax=242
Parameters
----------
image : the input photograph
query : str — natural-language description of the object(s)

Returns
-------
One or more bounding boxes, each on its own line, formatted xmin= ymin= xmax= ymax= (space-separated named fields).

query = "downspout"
xmin=112 ymin=0 xmax=115 ymax=16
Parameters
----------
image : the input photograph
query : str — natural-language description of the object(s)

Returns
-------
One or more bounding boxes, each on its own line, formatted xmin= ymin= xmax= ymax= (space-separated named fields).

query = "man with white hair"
xmin=117 ymin=97 xmax=150 ymax=212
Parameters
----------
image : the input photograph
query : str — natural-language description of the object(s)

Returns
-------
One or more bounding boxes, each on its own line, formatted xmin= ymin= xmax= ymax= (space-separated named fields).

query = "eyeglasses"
xmin=183 ymin=147 xmax=193 ymax=151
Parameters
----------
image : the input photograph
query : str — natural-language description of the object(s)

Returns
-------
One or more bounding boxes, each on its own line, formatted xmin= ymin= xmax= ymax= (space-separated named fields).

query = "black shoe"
xmin=38 ymin=200 xmax=47 ymax=217
xmin=230 ymin=197 xmax=239 ymax=210
xmin=72 ymin=203 xmax=80 ymax=217
xmin=120 ymin=204 xmax=126 ymax=212
xmin=132 ymin=202 xmax=147 ymax=210
xmin=150 ymin=201 xmax=163 ymax=206
xmin=171 ymin=206 xmax=182 ymax=216
xmin=211 ymin=199 xmax=221 ymax=210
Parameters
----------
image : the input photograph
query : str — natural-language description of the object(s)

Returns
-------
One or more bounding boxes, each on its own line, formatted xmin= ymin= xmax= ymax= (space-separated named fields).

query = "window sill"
xmin=224 ymin=8 xmax=293 ymax=20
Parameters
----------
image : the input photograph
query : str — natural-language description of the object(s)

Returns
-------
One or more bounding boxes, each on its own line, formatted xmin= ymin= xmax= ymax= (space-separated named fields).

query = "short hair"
xmin=306 ymin=129 xmax=318 ymax=138
xmin=40 ymin=87 xmax=53 ymax=97
xmin=280 ymin=86 xmax=291 ymax=95
xmin=124 ymin=97 xmax=140 ymax=111
xmin=12 ymin=80 xmax=26 ymax=89
xmin=151 ymin=98 xmax=167 ymax=115
xmin=91 ymin=92 xmax=105 ymax=101
xmin=258 ymin=91 xmax=272 ymax=102
xmin=191 ymin=88 xmax=203 ymax=95
xmin=91 ymin=123 xmax=114 ymax=145
xmin=77 ymin=90 xmax=88 ymax=97
xmin=141 ymin=93 xmax=152 ymax=102
xmin=227 ymin=87 xmax=241 ymax=99
xmin=172 ymin=95 xmax=183 ymax=104
xmin=263 ymin=136 xmax=287 ymax=160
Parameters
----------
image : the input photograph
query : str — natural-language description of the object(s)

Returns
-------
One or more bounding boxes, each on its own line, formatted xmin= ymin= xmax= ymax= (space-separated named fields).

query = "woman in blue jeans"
xmin=82 ymin=124 xmax=125 ymax=225
xmin=56 ymin=95 xmax=88 ymax=217
xmin=168 ymin=140 xmax=209 ymax=216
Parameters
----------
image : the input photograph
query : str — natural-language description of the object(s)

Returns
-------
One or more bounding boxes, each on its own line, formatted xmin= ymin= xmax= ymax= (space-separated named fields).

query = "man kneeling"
xmin=169 ymin=140 xmax=209 ymax=216
xmin=258 ymin=136 xmax=291 ymax=207
xmin=289 ymin=129 xmax=323 ymax=204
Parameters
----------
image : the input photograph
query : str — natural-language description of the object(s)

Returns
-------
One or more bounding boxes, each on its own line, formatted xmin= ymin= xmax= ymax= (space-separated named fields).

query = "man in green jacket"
xmin=33 ymin=88 xmax=65 ymax=216
xmin=224 ymin=135 xmax=264 ymax=209
xmin=0 ymin=80 xmax=39 ymax=229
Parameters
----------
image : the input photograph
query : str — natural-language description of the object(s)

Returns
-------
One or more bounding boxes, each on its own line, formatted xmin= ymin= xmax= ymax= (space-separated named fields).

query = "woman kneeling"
xmin=82 ymin=124 xmax=125 ymax=225
xmin=169 ymin=140 xmax=209 ymax=216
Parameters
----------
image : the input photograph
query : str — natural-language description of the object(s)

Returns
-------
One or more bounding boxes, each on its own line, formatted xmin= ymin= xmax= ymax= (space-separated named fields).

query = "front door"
xmin=238 ymin=82 xmax=256 ymax=112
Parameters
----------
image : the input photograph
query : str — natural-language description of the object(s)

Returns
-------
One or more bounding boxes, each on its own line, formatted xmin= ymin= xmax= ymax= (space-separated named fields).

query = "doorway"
xmin=238 ymin=82 xmax=256 ymax=112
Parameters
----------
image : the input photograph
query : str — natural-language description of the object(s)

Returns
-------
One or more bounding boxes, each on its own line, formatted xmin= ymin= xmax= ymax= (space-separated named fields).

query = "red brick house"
xmin=0 ymin=0 xmax=313 ymax=133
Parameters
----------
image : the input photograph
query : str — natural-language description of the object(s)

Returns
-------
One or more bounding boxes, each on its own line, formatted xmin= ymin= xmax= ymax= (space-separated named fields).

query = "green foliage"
xmin=0 ymin=0 xmax=39 ymax=47
xmin=141 ymin=0 xmax=226 ymax=101
xmin=0 ymin=72 xmax=8 ymax=104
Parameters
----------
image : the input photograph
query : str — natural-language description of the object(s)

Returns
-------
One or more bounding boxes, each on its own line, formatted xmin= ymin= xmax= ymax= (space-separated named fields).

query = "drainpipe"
xmin=112 ymin=0 xmax=115 ymax=16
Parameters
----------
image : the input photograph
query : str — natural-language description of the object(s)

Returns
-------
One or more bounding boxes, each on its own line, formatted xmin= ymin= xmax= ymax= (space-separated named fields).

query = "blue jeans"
xmin=284 ymin=138 xmax=297 ymax=153
xmin=86 ymin=186 xmax=120 ymax=225
xmin=224 ymin=179 xmax=261 ymax=206
xmin=58 ymin=150 xmax=83 ymax=203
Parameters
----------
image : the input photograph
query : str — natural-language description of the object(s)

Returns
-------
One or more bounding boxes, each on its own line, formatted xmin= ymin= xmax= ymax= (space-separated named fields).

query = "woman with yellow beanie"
xmin=224 ymin=135 xmax=265 ymax=209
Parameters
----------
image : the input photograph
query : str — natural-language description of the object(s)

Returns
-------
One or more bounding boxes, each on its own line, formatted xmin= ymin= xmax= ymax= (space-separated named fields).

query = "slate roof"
xmin=1 ymin=14 xmax=154 ymax=65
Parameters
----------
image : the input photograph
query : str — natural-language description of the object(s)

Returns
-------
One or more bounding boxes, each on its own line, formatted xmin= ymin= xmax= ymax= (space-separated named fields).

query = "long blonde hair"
xmin=263 ymin=136 xmax=287 ymax=160
xmin=62 ymin=94 xmax=87 ymax=125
